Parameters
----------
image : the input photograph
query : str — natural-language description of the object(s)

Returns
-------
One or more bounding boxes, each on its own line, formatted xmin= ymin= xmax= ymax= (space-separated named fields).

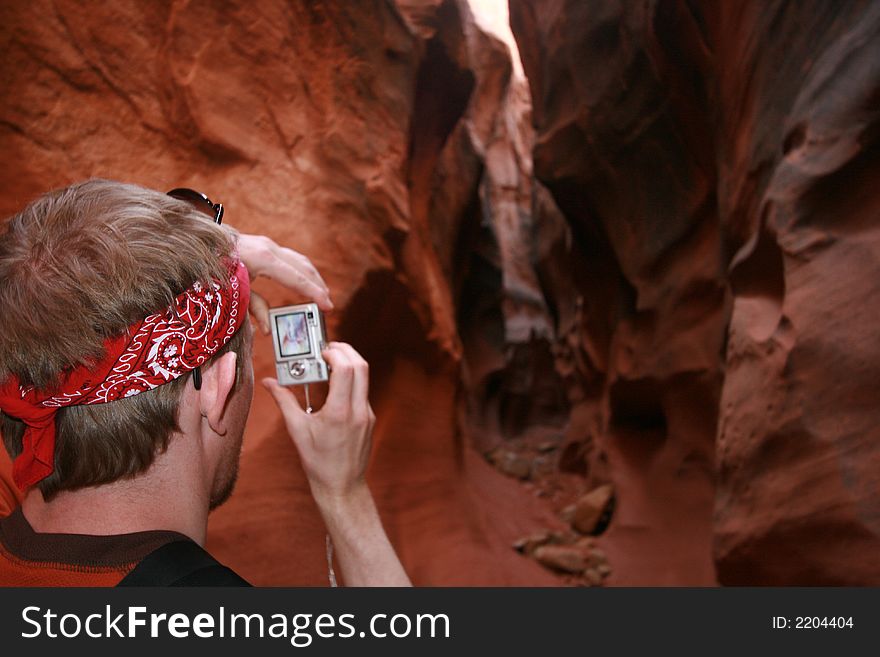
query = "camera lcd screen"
xmin=275 ymin=312 xmax=311 ymax=358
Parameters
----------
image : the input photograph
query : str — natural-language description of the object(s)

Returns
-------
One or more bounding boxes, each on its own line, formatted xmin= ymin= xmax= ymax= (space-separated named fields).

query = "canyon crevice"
xmin=1 ymin=0 xmax=878 ymax=585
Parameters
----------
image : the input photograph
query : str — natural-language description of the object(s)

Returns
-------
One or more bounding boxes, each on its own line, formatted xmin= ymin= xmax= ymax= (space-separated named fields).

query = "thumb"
xmin=262 ymin=378 xmax=308 ymax=434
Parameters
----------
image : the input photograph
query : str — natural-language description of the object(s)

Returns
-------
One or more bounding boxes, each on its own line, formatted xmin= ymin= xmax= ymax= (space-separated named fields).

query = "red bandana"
xmin=0 ymin=258 xmax=250 ymax=491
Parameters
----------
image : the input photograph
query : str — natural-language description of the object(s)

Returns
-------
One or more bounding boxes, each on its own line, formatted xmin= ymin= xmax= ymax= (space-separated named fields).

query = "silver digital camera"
xmin=268 ymin=303 xmax=329 ymax=386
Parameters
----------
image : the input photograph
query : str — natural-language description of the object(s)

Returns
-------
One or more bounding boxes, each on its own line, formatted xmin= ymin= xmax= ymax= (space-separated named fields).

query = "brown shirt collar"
xmin=0 ymin=506 xmax=189 ymax=568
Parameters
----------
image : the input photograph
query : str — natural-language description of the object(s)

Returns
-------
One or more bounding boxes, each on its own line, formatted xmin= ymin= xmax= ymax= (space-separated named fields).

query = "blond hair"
xmin=0 ymin=179 xmax=249 ymax=499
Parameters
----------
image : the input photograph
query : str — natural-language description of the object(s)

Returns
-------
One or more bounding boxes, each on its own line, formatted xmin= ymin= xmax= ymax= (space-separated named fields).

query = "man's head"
xmin=0 ymin=179 xmax=253 ymax=503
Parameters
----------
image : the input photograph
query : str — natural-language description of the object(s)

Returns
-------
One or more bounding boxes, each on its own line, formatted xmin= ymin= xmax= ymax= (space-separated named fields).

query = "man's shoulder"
xmin=118 ymin=539 xmax=251 ymax=587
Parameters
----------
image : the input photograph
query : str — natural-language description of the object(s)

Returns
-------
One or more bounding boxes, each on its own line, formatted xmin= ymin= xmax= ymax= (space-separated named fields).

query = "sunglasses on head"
xmin=167 ymin=187 xmax=224 ymax=225
xmin=166 ymin=187 xmax=225 ymax=390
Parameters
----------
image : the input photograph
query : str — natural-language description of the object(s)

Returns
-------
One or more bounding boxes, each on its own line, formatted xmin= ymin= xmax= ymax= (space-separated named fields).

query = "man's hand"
xmin=263 ymin=342 xmax=411 ymax=587
xmin=237 ymin=233 xmax=333 ymax=334
xmin=262 ymin=342 xmax=374 ymax=505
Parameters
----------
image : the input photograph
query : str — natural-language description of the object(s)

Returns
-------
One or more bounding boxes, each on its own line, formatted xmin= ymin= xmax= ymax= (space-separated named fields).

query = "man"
xmin=0 ymin=179 xmax=410 ymax=586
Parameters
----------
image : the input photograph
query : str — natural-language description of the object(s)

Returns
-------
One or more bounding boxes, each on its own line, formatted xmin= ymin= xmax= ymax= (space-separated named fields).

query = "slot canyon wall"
xmin=509 ymin=0 xmax=880 ymax=584
xmin=0 ymin=0 xmax=877 ymax=586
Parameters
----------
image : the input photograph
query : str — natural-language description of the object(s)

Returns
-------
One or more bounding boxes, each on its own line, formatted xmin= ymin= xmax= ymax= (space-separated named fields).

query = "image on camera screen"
xmin=276 ymin=312 xmax=311 ymax=358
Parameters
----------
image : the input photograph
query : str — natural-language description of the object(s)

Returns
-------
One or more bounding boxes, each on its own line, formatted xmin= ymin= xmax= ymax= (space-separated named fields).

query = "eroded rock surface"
xmin=511 ymin=0 xmax=880 ymax=583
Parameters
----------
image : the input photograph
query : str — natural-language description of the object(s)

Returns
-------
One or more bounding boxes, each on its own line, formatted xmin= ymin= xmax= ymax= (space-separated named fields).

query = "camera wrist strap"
xmin=326 ymin=533 xmax=338 ymax=587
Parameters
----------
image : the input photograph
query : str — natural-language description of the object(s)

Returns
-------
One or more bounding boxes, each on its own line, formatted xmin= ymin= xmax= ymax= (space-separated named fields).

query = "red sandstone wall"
xmin=0 ymin=0 xmax=561 ymax=585
xmin=510 ymin=0 xmax=880 ymax=584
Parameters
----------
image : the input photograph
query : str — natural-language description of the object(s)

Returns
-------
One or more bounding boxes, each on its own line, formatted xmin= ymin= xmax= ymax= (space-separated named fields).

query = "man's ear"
xmin=198 ymin=351 xmax=238 ymax=435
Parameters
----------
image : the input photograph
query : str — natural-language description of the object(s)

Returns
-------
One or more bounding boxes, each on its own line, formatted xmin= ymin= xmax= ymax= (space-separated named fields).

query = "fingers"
xmin=269 ymin=250 xmax=333 ymax=311
xmin=330 ymin=342 xmax=370 ymax=415
xmin=249 ymin=290 xmax=271 ymax=335
xmin=238 ymin=233 xmax=334 ymax=310
xmin=321 ymin=342 xmax=370 ymax=418
xmin=321 ymin=344 xmax=355 ymax=415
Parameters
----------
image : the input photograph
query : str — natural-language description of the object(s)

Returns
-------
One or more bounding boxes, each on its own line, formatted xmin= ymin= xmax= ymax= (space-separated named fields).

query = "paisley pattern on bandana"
xmin=0 ymin=258 xmax=250 ymax=490
xmin=42 ymin=266 xmax=243 ymax=406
